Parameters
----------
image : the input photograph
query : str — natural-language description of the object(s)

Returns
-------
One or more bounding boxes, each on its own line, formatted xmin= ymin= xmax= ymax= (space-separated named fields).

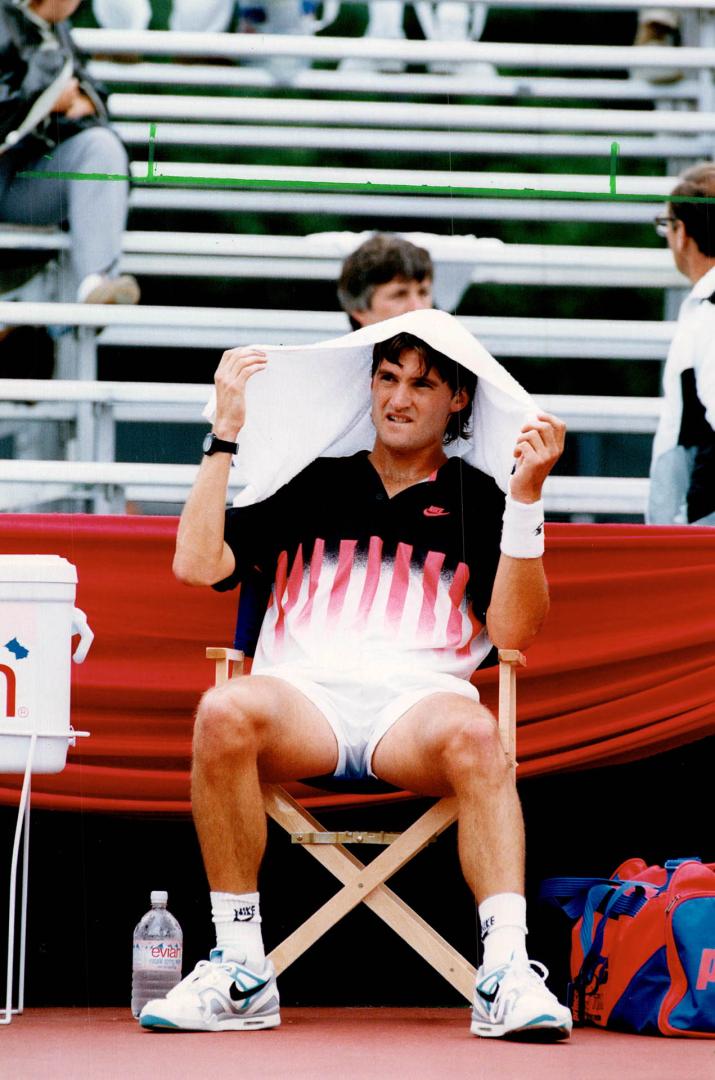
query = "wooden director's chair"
xmin=206 ymin=645 xmax=525 ymax=1003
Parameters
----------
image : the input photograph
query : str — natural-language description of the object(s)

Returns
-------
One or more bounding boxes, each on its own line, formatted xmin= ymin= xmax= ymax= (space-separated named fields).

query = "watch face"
xmin=202 ymin=433 xmax=214 ymax=454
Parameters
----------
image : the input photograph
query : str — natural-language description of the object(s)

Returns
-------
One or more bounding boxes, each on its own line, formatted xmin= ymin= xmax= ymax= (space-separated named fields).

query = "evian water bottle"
xmin=131 ymin=890 xmax=183 ymax=1017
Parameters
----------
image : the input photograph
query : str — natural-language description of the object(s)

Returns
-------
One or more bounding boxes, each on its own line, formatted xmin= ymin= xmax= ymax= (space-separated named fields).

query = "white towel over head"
xmin=203 ymin=309 xmax=537 ymax=507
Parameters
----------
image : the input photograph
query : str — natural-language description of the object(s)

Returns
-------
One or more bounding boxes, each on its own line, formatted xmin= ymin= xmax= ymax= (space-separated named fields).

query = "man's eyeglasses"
xmin=654 ymin=214 xmax=678 ymax=238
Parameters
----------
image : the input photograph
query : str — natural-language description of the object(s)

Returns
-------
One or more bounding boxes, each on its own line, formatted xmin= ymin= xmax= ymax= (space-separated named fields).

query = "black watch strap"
xmin=203 ymin=432 xmax=238 ymax=456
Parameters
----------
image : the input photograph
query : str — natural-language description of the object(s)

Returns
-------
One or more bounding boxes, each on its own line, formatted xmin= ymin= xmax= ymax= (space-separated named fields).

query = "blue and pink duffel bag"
xmin=541 ymin=856 xmax=715 ymax=1037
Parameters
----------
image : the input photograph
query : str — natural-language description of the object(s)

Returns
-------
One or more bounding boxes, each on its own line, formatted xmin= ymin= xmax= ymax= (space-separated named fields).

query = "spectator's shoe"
xmin=139 ymin=949 xmax=280 ymax=1032
xmin=428 ymin=60 xmax=496 ymax=81
xmin=79 ymin=274 xmax=140 ymax=305
xmin=471 ymin=958 xmax=572 ymax=1041
xmin=632 ymin=15 xmax=683 ymax=84
xmin=339 ymin=56 xmax=406 ymax=74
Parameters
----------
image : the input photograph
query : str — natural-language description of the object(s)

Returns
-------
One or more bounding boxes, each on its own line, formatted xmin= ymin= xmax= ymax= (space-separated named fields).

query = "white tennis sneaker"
xmin=139 ymin=948 xmax=280 ymax=1032
xmin=471 ymin=958 xmax=572 ymax=1041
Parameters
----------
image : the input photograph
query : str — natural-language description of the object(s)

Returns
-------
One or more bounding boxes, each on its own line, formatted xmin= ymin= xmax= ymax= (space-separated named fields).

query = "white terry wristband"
xmin=500 ymin=494 xmax=545 ymax=559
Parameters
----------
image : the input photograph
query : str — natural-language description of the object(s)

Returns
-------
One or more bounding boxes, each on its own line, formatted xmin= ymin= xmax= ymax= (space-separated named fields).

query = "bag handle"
xmin=539 ymin=876 xmax=617 ymax=920
xmin=541 ymin=874 xmax=660 ymax=984
xmin=579 ymin=880 xmax=653 ymax=972
xmin=540 ymin=858 xmax=702 ymax=920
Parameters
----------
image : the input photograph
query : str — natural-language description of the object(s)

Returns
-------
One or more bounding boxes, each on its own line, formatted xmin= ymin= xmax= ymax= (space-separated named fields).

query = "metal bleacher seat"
xmin=82 ymin=0 xmax=715 ymax=107
xmin=71 ymin=21 xmax=715 ymax=96
xmin=0 ymin=299 xmax=676 ymax=368
xmin=0 ymin=227 xmax=690 ymax=295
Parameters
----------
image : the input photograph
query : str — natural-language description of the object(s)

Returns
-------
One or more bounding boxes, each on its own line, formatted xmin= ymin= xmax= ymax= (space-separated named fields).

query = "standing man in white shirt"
xmin=649 ymin=163 xmax=715 ymax=526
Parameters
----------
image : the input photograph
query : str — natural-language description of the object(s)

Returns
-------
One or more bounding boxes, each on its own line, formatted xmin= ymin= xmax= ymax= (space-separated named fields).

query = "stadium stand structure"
xmin=3 ymin=12 xmax=714 ymax=517
xmin=0 ymin=300 xmax=667 ymax=515
xmin=0 ymin=228 xmax=692 ymax=289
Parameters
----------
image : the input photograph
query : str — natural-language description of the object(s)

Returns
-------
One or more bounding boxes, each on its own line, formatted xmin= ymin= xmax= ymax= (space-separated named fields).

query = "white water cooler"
xmin=0 ymin=555 xmax=93 ymax=1023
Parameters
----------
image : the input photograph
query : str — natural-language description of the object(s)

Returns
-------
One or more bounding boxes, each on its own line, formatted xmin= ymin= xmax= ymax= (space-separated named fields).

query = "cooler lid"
xmin=0 ymin=555 xmax=78 ymax=584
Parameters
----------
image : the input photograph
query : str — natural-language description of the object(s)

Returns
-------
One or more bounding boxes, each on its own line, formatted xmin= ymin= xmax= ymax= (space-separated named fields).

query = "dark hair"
xmin=371 ymin=332 xmax=477 ymax=444
xmin=670 ymin=163 xmax=715 ymax=257
xmin=338 ymin=234 xmax=434 ymax=329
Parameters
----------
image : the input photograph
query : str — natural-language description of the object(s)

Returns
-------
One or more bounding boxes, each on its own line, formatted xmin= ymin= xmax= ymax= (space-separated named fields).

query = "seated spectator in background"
xmin=337 ymin=233 xmax=434 ymax=329
xmin=648 ymin=162 xmax=715 ymax=526
xmin=92 ymin=0 xmax=149 ymax=28
xmin=93 ymin=0 xmax=338 ymax=82
xmin=93 ymin=0 xmax=232 ymax=32
xmin=633 ymin=8 xmax=682 ymax=84
xmin=0 ymin=0 xmax=139 ymax=305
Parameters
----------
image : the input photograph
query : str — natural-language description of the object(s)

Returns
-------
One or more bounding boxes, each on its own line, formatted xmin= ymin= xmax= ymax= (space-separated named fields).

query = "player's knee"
xmin=193 ymin=683 xmax=262 ymax=765
xmin=71 ymin=126 xmax=128 ymax=173
xmin=440 ymin=703 xmax=506 ymax=780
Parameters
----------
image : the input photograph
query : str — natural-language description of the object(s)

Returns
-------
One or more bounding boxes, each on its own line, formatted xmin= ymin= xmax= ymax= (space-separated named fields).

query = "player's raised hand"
xmin=212 ymin=346 xmax=267 ymax=439
xmin=510 ymin=412 xmax=566 ymax=504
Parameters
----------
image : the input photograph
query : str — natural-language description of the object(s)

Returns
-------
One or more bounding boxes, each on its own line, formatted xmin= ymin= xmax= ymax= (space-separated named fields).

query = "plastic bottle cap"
xmin=150 ymin=890 xmax=168 ymax=904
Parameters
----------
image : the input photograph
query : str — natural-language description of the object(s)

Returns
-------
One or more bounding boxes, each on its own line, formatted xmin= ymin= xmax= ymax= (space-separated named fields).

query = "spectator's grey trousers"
xmin=0 ymin=126 xmax=129 ymax=293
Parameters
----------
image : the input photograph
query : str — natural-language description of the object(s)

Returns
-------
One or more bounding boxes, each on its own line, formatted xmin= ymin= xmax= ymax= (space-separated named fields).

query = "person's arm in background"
xmin=173 ymin=347 xmax=267 ymax=586
xmin=695 ymin=308 xmax=715 ymax=430
xmin=0 ymin=12 xmax=68 ymax=143
xmin=58 ymin=17 xmax=107 ymax=119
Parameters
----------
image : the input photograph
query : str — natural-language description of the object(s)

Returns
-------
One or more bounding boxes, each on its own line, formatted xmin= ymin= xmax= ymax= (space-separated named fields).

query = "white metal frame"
xmin=0 ymin=380 xmax=664 ymax=432
xmin=0 ymin=300 xmax=675 ymax=351
xmin=127 ymin=186 xmax=664 ymax=223
xmin=112 ymin=93 xmax=715 ymax=134
xmin=0 ymin=454 xmax=651 ymax=515
xmin=90 ymin=61 xmax=703 ymax=103
xmin=71 ymin=29 xmax=715 ymax=72
xmin=112 ymin=121 xmax=715 ymax=161
xmin=0 ymin=228 xmax=689 ymax=289
xmin=1 ymin=729 xmax=89 ymax=1024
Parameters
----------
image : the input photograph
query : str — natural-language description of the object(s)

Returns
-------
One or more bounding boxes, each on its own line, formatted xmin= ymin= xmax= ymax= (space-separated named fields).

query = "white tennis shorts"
xmin=252 ymin=661 xmax=480 ymax=780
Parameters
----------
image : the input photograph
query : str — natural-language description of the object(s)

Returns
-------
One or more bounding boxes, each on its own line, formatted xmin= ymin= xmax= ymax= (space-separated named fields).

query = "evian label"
xmin=133 ymin=939 xmax=182 ymax=972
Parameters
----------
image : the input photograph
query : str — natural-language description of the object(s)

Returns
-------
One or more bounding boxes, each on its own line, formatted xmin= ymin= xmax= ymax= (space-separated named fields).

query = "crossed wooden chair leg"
xmin=262 ymin=785 xmax=475 ymax=999
xmin=207 ymin=647 xmax=525 ymax=1004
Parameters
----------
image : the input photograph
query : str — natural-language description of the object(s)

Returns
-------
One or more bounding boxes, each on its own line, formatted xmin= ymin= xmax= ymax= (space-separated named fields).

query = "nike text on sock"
xmin=478 ymin=893 xmax=528 ymax=969
xmin=210 ymin=890 xmax=266 ymax=970
xmin=211 ymin=890 xmax=262 ymax=924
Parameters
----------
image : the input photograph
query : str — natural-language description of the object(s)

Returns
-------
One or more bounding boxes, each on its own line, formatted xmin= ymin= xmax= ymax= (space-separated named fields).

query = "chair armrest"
xmin=206 ymin=647 xmax=244 ymax=662
xmin=206 ymin=646 xmax=245 ymax=685
xmin=497 ymin=649 xmax=526 ymax=667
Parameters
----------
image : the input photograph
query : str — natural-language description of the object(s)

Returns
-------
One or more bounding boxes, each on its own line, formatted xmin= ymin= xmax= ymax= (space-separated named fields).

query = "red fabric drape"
xmin=0 ymin=515 xmax=713 ymax=813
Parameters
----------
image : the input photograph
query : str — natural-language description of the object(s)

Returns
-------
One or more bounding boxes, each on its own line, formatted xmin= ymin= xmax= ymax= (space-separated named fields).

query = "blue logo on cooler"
xmin=4 ymin=637 xmax=29 ymax=660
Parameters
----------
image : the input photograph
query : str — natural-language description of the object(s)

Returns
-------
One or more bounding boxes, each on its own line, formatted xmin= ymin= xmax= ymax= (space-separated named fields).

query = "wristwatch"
xmin=203 ymin=432 xmax=238 ymax=456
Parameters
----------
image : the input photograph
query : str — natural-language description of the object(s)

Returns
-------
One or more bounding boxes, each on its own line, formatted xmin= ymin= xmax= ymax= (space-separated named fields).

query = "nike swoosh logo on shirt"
xmin=423 ymin=506 xmax=450 ymax=517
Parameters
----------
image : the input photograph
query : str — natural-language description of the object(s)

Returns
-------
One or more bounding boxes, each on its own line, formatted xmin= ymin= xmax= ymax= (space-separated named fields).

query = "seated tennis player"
xmin=143 ymin=312 xmax=570 ymax=1040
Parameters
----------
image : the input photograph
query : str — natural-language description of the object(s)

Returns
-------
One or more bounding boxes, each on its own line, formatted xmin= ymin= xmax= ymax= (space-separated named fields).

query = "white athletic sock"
xmin=210 ymin=890 xmax=265 ymax=971
xmin=479 ymin=892 xmax=529 ymax=970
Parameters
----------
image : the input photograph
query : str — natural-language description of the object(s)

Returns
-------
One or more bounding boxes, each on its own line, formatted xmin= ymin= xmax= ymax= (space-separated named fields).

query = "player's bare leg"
xmin=139 ymin=675 xmax=338 ymax=1032
xmin=372 ymin=693 xmax=571 ymax=1041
